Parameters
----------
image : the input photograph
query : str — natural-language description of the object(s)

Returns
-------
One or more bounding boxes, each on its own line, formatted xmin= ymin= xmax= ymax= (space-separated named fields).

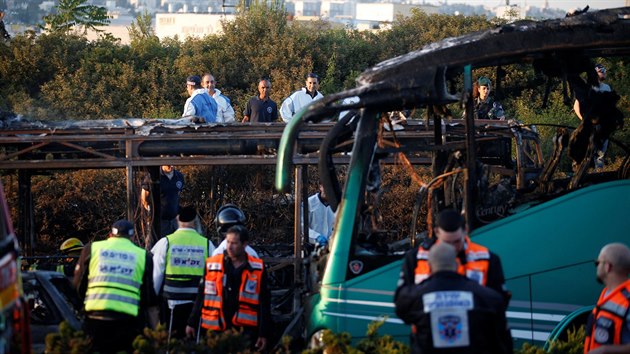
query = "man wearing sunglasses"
xmin=585 ymin=243 xmax=630 ymax=353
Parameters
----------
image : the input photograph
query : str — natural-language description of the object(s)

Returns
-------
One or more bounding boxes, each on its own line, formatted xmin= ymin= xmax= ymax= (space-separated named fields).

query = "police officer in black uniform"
xmin=394 ymin=242 xmax=512 ymax=354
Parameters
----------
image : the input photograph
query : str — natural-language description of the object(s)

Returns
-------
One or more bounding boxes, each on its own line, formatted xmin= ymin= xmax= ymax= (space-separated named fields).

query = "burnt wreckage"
xmin=276 ymin=6 xmax=630 ymax=230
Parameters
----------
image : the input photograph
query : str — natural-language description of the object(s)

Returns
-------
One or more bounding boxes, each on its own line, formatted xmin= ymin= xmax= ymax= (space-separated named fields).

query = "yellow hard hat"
xmin=60 ymin=238 xmax=84 ymax=254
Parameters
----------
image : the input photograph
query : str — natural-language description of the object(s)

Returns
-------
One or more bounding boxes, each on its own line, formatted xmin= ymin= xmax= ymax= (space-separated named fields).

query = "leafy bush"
xmin=303 ymin=320 xmax=409 ymax=354
xmin=516 ymin=326 xmax=585 ymax=354
xmin=45 ymin=321 xmax=92 ymax=354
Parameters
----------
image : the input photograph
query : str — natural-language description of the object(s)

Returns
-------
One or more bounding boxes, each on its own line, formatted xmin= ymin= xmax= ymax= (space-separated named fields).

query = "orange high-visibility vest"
xmin=584 ymin=279 xmax=630 ymax=352
xmin=414 ymin=237 xmax=490 ymax=285
xmin=200 ymin=253 xmax=263 ymax=331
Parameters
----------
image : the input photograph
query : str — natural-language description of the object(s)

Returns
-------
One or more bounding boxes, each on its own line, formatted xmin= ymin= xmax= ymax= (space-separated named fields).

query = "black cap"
xmin=111 ymin=220 xmax=134 ymax=237
xmin=178 ymin=205 xmax=197 ymax=223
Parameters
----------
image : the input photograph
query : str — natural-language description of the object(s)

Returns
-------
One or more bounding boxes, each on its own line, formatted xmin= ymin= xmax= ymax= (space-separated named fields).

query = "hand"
xmin=316 ymin=235 xmax=328 ymax=247
xmin=185 ymin=325 xmax=196 ymax=339
xmin=255 ymin=337 xmax=267 ymax=352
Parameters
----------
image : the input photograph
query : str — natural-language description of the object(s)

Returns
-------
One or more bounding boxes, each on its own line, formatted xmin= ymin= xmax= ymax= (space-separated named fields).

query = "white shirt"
xmin=151 ymin=228 xmax=216 ymax=308
xmin=211 ymin=89 xmax=236 ymax=123
xmin=280 ymin=88 xmax=324 ymax=122
xmin=213 ymin=239 xmax=259 ymax=257
xmin=304 ymin=193 xmax=335 ymax=244
xmin=183 ymin=88 xmax=215 ymax=118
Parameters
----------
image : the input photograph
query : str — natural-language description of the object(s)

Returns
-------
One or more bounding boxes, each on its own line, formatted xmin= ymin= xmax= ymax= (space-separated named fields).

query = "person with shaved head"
xmin=394 ymin=243 xmax=511 ymax=353
xmin=585 ymin=243 xmax=630 ymax=353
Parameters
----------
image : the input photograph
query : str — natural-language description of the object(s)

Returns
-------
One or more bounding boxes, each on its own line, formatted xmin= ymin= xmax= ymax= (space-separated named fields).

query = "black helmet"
xmin=215 ymin=204 xmax=246 ymax=235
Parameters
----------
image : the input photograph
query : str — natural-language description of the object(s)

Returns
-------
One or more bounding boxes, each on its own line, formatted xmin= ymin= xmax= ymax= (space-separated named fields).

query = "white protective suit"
xmin=305 ymin=193 xmax=335 ymax=245
xmin=280 ymin=88 xmax=324 ymax=123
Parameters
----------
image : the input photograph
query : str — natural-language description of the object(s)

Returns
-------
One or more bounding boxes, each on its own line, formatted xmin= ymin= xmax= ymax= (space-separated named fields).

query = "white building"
xmin=354 ymin=3 xmax=437 ymax=29
xmin=494 ymin=4 xmax=526 ymax=20
xmin=155 ymin=13 xmax=235 ymax=40
xmin=320 ymin=0 xmax=354 ymax=20
xmin=292 ymin=0 xmax=322 ymax=16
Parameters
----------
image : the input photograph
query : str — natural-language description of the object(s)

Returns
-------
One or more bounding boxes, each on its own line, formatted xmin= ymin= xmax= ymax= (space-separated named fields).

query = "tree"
xmin=41 ymin=0 xmax=110 ymax=35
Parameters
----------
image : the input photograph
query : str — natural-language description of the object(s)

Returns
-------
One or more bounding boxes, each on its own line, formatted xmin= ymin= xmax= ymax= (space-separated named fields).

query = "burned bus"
xmin=275 ymin=7 xmax=630 ymax=347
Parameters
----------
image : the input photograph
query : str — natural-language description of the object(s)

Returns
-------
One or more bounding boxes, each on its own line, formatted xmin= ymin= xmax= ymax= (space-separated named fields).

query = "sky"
xmin=437 ymin=0 xmax=627 ymax=11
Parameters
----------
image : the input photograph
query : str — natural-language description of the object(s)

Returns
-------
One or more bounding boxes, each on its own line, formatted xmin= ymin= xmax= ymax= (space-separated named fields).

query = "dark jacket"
xmin=187 ymin=253 xmax=272 ymax=339
xmin=398 ymin=243 xmax=510 ymax=308
xmin=394 ymin=271 xmax=512 ymax=354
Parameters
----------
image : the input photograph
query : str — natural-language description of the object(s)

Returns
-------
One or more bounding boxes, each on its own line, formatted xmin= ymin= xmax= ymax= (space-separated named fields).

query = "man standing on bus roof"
xmin=183 ymin=75 xmax=218 ymax=123
xmin=395 ymin=243 xmax=511 ymax=353
xmin=396 ymin=209 xmax=510 ymax=306
xmin=584 ymin=243 xmax=630 ymax=353
xmin=242 ymin=78 xmax=278 ymax=123
xmin=202 ymin=73 xmax=235 ymax=123
xmin=280 ymin=73 xmax=324 ymax=123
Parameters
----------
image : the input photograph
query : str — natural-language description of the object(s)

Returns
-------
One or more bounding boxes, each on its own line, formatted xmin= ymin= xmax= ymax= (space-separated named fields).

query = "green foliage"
xmin=302 ymin=319 xmax=410 ymax=354
xmin=45 ymin=321 xmax=92 ymax=354
xmin=354 ymin=320 xmax=409 ymax=354
xmin=515 ymin=326 xmax=585 ymax=354
xmin=42 ymin=0 xmax=110 ymax=35
xmin=128 ymin=11 xmax=157 ymax=45
xmin=3 ymin=5 xmax=503 ymax=121
xmin=131 ymin=323 xmax=179 ymax=353
xmin=378 ymin=10 xmax=493 ymax=60
xmin=132 ymin=325 xmax=254 ymax=353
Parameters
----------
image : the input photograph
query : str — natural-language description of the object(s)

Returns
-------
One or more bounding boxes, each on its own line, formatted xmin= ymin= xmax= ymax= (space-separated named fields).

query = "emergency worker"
xmin=280 ymin=73 xmax=324 ymax=123
xmin=394 ymin=243 xmax=511 ymax=354
xmin=304 ymin=183 xmax=335 ymax=247
xmin=152 ymin=205 xmax=216 ymax=339
xmin=58 ymin=237 xmax=83 ymax=277
xmin=74 ymin=220 xmax=158 ymax=354
xmin=397 ymin=209 xmax=510 ymax=306
xmin=185 ymin=225 xmax=271 ymax=351
xmin=212 ymin=204 xmax=258 ymax=257
xmin=584 ymin=243 xmax=630 ymax=353
xmin=28 ymin=238 xmax=84 ymax=277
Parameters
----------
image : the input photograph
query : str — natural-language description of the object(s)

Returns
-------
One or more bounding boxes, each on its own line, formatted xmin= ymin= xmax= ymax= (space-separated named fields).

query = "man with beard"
xmin=584 ymin=243 xmax=630 ymax=353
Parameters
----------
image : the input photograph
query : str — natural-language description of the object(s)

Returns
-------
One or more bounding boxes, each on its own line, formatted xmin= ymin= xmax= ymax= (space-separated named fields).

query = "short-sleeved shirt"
xmin=141 ymin=169 xmax=184 ymax=221
xmin=244 ymin=96 xmax=278 ymax=123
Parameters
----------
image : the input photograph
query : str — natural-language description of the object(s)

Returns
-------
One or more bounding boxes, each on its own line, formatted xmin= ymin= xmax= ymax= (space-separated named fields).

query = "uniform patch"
xmin=465 ymin=269 xmax=484 ymax=285
xmin=266 ymin=107 xmax=273 ymax=114
xmin=431 ymin=309 xmax=470 ymax=348
xmin=245 ymin=279 xmax=258 ymax=293
xmin=349 ymin=260 xmax=363 ymax=275
xmin=423 ymin=291 xmax=474 ymax=312
xmin=594 ymin=327 xmax=609 ymax=343
xmin=205 ymin=281 xmax=217 ymax=295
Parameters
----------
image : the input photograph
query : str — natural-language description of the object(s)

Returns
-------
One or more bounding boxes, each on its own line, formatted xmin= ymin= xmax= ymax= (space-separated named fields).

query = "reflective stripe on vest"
xmin=164 ymin=229 xmax=208 ymax=300
xmin=201 ymin=253 xmax=264 ymax=331
xmin=233 ymin=308 xmax=257 ymax=327
xmin=85 ymin=237 xmax=145 ymax=317
xmin=414 ymin=237 xmax=490 ymax=285
xmin=584 ymin=280 xmax=630 ymax=352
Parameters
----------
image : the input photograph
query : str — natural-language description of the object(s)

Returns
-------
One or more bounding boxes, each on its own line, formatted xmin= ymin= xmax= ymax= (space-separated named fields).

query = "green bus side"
xmin=307 ymin=180 xmax=630 ymax=345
